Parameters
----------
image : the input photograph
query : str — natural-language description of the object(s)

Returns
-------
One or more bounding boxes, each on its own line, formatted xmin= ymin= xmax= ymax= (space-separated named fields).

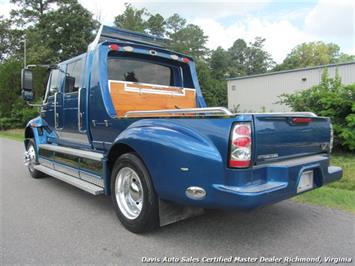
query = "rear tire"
xmin=111 ymin=153 xmax=159 ymax=233
xmin=26 ymin=139 xmax=46 ymax=179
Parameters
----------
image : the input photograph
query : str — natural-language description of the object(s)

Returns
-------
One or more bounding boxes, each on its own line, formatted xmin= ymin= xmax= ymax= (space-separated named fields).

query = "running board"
xmin=39 ymin=144 xmax=103 ymax=161
xmin=34 ymin=165 xmax=104 ymax=195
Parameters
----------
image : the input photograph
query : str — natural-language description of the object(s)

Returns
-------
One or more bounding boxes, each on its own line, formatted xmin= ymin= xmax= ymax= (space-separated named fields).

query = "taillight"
xmin=229 ymin=123 xmax=252 ymax=168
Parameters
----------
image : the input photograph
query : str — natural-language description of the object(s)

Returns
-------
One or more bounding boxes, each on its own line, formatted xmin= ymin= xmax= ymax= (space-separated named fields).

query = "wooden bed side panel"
xmin=109 ymin=81 xmax=196 ymax=116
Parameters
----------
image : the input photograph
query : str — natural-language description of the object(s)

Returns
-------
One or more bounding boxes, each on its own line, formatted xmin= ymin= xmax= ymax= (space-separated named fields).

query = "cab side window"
xmin=65 ymin=59 xmax=83 ymax=93
xmin=44 ymin=69 xmax=60 ymax=102
xmin=48 ymin=69 xmax=60 ymax=96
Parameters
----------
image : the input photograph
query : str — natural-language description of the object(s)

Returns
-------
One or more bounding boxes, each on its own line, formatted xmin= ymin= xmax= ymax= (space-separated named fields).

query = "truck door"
xmin=59 ymin=56 xmax=90 ymax=146
xmin=41 ymin=69 xmax=63 ymax=131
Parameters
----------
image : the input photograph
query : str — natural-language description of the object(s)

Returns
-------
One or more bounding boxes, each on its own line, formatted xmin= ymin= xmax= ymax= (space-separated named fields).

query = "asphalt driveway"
xmin=1 ymin=138 xmax=354 ymax=265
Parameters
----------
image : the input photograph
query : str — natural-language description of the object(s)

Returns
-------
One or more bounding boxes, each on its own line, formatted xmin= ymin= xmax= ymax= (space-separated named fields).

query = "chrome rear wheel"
xmin=111 ymin=153 xmax=159 ymax=233
xmin=115 ymin=167 xmax=144 ymax=220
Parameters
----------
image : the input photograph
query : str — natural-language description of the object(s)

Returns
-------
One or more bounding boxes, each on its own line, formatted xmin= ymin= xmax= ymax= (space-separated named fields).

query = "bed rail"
xmin=124 ymin=107 xmax=234 ymax=117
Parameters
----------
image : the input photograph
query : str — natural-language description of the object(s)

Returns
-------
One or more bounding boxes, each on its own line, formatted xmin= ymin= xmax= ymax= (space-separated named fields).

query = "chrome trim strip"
xmin=79 ymin=171 xmax=104 ymax=187
xmin=34 ymin=165 xmax=104 ymax=195
xmin=215 ymin=181 xmax=287 ymax=194
xmin=54 ymin=163 xmax=79 ymax=178
xmin=240 ymin=112 xmax=317 ymax=117
xmin=39 ymin=144 xmax=104 ymax=161
xmin=54 ymin=92 xmax=63 ymax=130
xmin=125 ymin=107 xmax=233 ymax=117
xmin=38 ymin=157 xmax=53 ymax=169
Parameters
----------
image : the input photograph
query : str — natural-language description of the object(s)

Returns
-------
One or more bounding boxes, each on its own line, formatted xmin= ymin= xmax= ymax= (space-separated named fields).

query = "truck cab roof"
xmin=88 ymin=25 xmax=193 ymax=60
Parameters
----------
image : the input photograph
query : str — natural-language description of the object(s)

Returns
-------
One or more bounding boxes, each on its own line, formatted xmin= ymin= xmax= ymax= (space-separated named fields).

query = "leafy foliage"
xmin=1 ymin=2 xmax=353 ymax=131
xmin=279 ymin=70 xmax=355 ymax=151
xmin=210 ymin=38 xmax=275 ymax=78
xmin=275 ymin=41 xmax=355 ymax=71
xmin=114 ymin=3 xmax=147 ymax=33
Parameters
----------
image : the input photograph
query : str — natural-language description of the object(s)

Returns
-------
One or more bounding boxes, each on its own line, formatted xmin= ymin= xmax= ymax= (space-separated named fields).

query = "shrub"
xmin=0 ymin=98 xmax=39 ymax=130
xmin=279 ymin=69 xmax=355 ymax=151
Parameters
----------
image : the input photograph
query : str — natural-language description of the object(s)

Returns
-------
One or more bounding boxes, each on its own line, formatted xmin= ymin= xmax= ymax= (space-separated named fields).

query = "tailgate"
xmin=253 ymin=113 xmax=331 ymax=164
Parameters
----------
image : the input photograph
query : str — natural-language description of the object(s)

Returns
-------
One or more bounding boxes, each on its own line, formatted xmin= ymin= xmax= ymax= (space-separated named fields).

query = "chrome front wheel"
xmin=26 ymin=143 xmax=36 ymax=173
xmin=25 ymin=139 xmax=45 ymax=179
xmin=115 ymin=167 xmax=144 ymax=220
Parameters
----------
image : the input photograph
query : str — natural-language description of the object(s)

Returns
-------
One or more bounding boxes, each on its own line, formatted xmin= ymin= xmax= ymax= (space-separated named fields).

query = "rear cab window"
xmin=107 ymin=51 xmax=196 ymax=116
xmin=108 ymin=57 xmax=173 ymax=86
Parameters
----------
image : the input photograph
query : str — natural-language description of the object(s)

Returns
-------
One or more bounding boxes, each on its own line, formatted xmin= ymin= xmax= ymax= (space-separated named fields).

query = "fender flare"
xmin=107 ymin=120 xmax=224 ymax=202
xmin=24 ymin=116 xmax=49 ymax=150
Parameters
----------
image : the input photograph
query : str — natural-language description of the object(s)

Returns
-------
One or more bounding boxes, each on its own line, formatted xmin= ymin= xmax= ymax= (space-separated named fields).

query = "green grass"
xmin=295 ymin=187 xmax=355 ymax=213
xmin=0 ymin=128 xmax=24 ymax=141
xmin=294 ymin=153 xmax=355 ymax=213
xmin=1 ymin=129 xmax=354 ymax=212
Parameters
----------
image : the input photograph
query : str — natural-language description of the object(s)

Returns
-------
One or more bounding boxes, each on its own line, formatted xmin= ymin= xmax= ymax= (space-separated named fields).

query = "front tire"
xmin=111 ymin=153 xmax=159 ymax=233
xmin=26 ymin=139 xmax=45 ymax=179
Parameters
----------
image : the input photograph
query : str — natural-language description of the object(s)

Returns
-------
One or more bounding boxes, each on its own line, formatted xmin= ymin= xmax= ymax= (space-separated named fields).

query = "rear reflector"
xmin=292 ymin=117 xmax=312 ymax=124
xmin=229 ymin=123 xmax=252 ymax=168
xmin=229 ymin=159 xmax=250 ymax=168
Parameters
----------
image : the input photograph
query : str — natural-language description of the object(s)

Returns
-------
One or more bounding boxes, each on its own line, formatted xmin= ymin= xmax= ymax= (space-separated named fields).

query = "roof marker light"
xmin=182 ymin=57 xmax=190 ymax=63
xmin=123 ymin=46 xmax=134 ymax=52
xmin=170 ymin=54 xmax=179 ymax=60
xmin=109 ymin=44 xmax=120 ymax=51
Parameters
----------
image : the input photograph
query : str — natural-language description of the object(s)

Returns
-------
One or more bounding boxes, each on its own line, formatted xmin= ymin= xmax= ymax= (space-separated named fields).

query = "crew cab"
xmin=21 ymin=25 xmax=342 ymax=233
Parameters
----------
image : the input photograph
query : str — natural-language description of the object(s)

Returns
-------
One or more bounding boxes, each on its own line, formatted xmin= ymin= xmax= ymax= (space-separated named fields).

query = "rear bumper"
xmin=208 ymin=155 xmax=342 ymax=210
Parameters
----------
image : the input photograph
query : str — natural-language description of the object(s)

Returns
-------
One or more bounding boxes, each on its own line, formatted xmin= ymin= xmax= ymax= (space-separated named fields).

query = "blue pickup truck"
xmin=21 ymin=25 xmax=342 ymax=233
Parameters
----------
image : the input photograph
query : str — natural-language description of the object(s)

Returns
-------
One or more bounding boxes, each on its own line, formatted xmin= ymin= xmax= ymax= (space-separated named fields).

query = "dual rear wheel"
xmin=111 ymin=153 xmax=159 ymax=233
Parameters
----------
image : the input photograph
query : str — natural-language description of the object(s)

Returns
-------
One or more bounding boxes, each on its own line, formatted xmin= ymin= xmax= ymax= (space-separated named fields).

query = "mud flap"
xmin=159 ymin=199 xmax=205 ymax=227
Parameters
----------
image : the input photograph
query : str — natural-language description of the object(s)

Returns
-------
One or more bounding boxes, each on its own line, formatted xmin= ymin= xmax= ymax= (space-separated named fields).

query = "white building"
xmin=227 ymin=61 xmax=355 ymax=112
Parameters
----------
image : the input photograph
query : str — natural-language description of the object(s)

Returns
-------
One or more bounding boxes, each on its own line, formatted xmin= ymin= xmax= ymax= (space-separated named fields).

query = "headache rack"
xmin=88 ymin=25 xmax=169 ymax=51
xmin=124 ymin=107 xmax=234 ymax=117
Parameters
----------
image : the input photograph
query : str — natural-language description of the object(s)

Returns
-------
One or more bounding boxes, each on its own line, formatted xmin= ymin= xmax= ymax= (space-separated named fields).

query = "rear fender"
xmin=109 ymin=120 xmax=224 ymax=204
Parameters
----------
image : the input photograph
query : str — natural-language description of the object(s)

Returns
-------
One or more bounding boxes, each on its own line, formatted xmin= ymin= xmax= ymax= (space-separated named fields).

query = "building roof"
xmin=226 ymin=61 xmax=355 ymax=81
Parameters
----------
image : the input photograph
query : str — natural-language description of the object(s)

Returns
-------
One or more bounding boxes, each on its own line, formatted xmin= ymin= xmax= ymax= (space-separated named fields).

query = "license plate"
xmin=297 ymin=170 xmax=314 ymax=193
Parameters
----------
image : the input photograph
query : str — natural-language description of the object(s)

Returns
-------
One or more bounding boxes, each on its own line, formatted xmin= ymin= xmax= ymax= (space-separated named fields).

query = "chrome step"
xmin=39 ymin=144 xmax=103 ymax=161
xmin=34 ymin=165 xmax=104 ymax=195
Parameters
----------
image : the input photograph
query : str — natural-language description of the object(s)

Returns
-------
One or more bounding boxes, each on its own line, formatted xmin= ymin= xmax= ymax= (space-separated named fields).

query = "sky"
xmin=0 ymin=0 xmax=354 ymax=63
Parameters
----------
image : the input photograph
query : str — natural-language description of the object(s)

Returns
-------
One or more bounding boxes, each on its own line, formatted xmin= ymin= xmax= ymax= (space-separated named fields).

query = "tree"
xmin=168 ymin=24 xmax=208 ymax=58
xmin=0 ymin=17 xmax=24 ymax=62
xmin=166 ymin=13 xmax=186 ymax=35
xmin=275 ymin=41 xmax=355 ymax=71
xmin=146 ymin=13 xmax=165 ymax=37
xmin=114 ymin=3 xmax=147 ymax=33
xmin=209 ymin=47 xmax=231 ymax=79
xmin=36 ymin=0 xmax=97 ymax=62
xmin=228 ymin=39 xmax=248 ymax=76
xmin=227 ymin=37 xmax=274 ymax=77
xmin=246 ymin=37 xmax=274 ymax=74
xmin=196 ymin=60 xmax=227 ymax=107
xmin=10 ymin=0 xmax=58 ymax=26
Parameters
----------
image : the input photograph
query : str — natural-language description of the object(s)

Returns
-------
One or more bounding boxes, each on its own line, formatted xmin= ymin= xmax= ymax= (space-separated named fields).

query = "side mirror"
xmin=21 ymin=68 xmax=34 ymax=101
